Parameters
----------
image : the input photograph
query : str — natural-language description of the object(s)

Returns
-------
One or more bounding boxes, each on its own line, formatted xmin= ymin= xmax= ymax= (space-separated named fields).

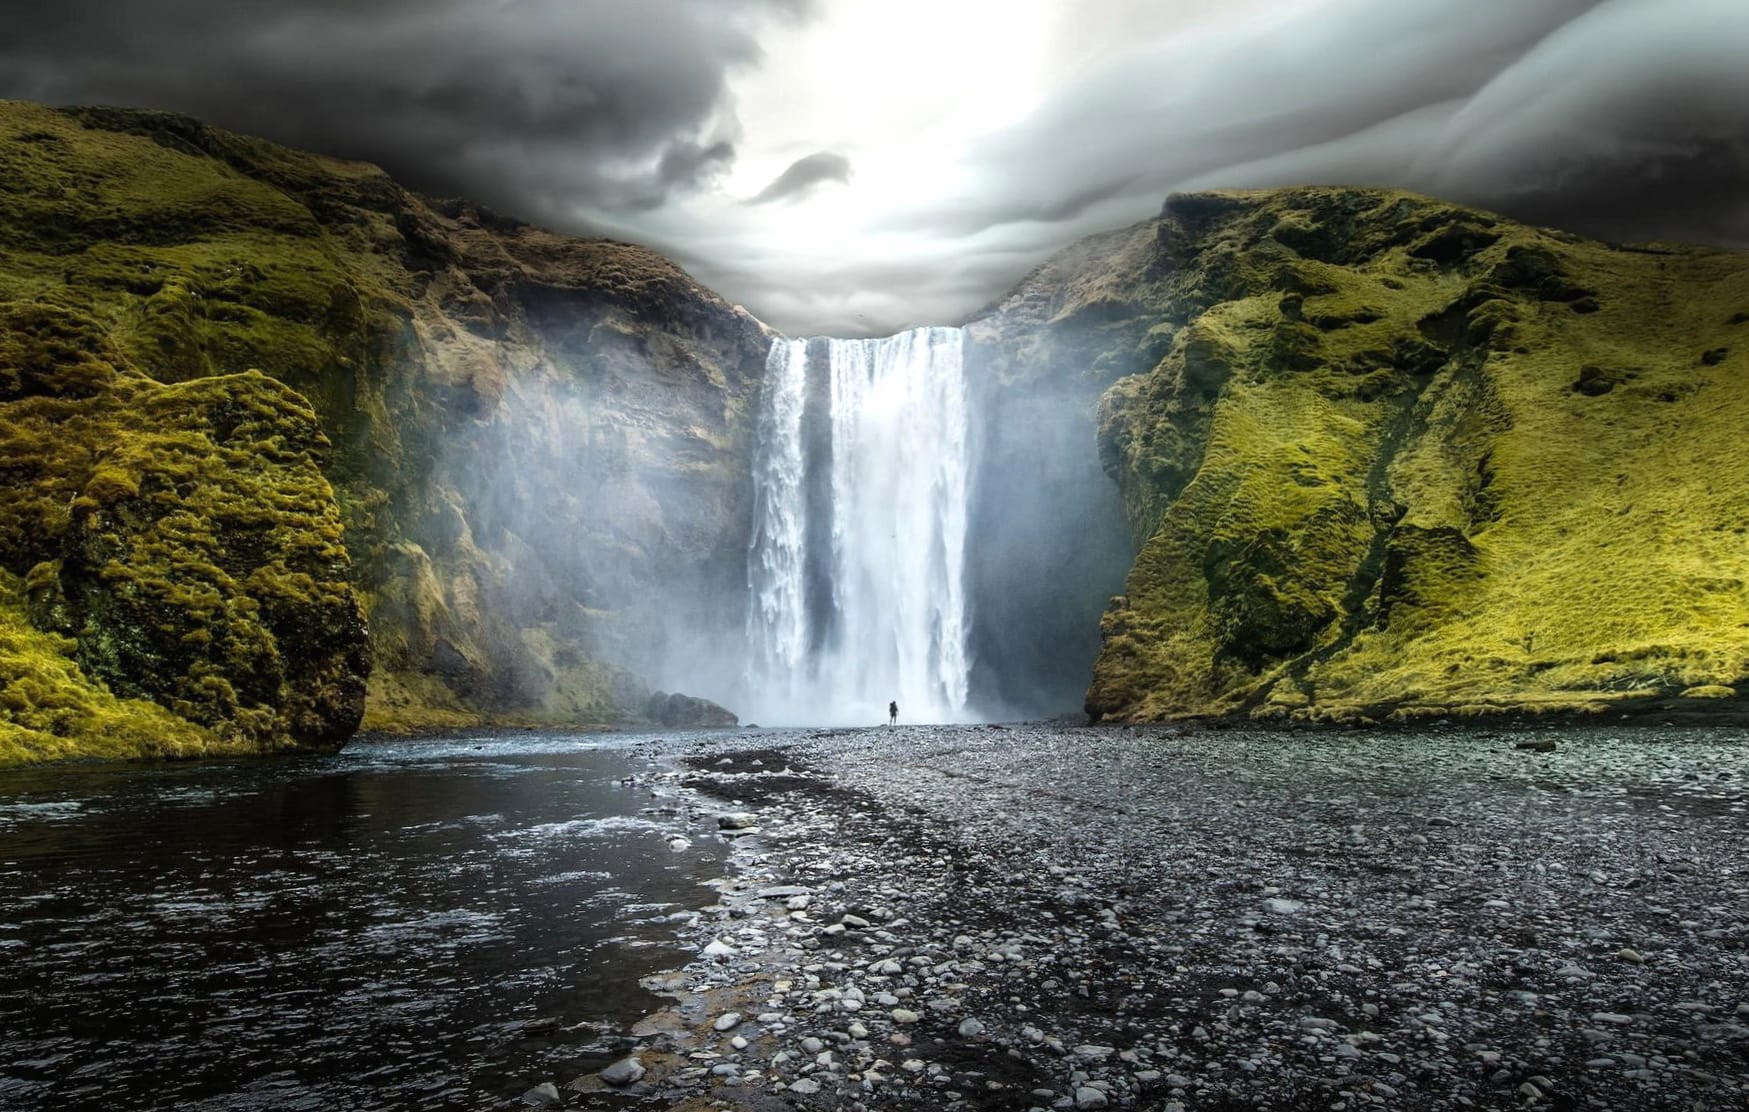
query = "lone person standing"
xmin=888 ymin=700 xmax=898 ymax=727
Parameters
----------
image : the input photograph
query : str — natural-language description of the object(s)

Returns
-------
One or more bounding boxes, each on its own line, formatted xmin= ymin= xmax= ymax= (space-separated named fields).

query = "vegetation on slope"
xmin=1082 ymin=188 xmax=1749 ymax=723
xmin=0 ymin=99 xmax=769 ymax=754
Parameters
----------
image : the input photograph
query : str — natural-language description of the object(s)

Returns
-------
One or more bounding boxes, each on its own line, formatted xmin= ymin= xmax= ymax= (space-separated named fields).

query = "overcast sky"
xmin=4 ymin=0 xmax=1745 ymax=335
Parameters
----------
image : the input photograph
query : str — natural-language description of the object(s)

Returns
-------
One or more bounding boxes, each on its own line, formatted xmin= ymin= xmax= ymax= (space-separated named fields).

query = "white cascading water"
xmin=745 ymin=327 xmax=972 ymax=725
xmin=746 ymin=337 xmax=811 ymax=708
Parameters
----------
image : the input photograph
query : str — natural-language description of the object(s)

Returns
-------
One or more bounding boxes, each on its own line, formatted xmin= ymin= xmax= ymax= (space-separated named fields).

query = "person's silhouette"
xmin=888 ymin=700 xmax=898 ymax=726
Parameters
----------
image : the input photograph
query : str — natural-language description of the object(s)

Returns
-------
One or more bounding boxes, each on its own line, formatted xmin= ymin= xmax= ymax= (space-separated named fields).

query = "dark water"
xmin=0 ymin=734 xmax=721 ymax=1111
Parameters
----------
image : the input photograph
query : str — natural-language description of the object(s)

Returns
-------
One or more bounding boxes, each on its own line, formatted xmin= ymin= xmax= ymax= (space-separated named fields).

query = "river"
xmin=0 ymin=733 xmax=719 ymax=1111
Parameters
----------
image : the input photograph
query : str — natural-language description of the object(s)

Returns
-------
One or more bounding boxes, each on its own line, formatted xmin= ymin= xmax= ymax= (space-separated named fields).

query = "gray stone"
xmin=600 ymin=1057 xmax=645 ymax=1086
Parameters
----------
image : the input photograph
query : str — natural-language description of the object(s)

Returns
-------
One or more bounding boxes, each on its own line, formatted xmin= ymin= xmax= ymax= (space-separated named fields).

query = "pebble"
xmin=650 ymin=725 xmax=1749 ymax=1112
xmin=712 ymin=1011 xmax=742 ymax=1032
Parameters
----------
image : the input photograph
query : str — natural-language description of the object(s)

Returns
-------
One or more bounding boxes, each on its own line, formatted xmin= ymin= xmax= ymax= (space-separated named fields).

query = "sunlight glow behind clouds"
xmin=3 ymin=0 xmax=1744 ymax=336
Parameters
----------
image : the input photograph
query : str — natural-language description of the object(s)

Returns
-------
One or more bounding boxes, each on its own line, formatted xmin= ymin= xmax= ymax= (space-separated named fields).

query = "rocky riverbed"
xmin=568 ymin=724 xmax=1749 ymax=1112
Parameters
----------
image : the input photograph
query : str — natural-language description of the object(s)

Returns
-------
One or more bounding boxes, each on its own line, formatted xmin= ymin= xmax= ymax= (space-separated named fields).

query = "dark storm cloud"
xmin=777 ymin=0 xmax=1749 ymax=335
xmin=901 ymin=0 xmax=1749 ymax=249
xmin=0 ymin=0 xmax=813 ymax=222
xmin=3 ymin=0 xmax=1744 ymax=336
xmin=747 ymin=151 xmax=852 ymax=205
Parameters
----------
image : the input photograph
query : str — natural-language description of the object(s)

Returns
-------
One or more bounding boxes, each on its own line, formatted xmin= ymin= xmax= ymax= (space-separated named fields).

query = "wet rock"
xmin=646 ymin=691 xmax=738 ymax=728
xmin=702 ymin=938 xmax=737 ymax=960
xmin=600 ymin=1057 xmax=645 ymax=1087
xmin=521 ymin=1081 xmax=561 ymax=1106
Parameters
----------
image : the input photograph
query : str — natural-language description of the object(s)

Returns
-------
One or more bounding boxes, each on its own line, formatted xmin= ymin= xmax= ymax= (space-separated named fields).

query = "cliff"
xmin=0 ymin=99 xmax=763 ymax=761
xmin=977 ymin=187 xmax=1749 ymax=723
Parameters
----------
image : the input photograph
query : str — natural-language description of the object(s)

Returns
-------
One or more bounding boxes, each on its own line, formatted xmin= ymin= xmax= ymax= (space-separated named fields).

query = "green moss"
xmin=0 ymin=293 xmax=368 ymax=762
xmin=1087 ymin=186 xmax=1749 ymax=723
xmin=0 ymin=571 xmax=215 ymax=766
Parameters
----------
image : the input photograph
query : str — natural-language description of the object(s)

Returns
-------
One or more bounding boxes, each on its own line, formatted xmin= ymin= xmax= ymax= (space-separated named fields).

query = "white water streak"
xmin=746 ymin=338 xmax=809 ymax=707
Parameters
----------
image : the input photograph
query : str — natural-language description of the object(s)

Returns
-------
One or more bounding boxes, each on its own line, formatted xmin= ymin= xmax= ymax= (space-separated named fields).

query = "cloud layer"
xmin=0 ymin=0 xmax=810 ymax=222
xmin=2 ymin=0 xmax=1745 ymax=335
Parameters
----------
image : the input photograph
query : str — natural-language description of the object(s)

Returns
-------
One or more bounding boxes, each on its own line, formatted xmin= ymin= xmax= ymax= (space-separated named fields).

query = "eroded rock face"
xmin=961 ymin=225 xmax=1161 ymax=717
xmin=0 ymin=99 xmax=771 ymax=746
xmin=989 ymin=186 xmax=1749 ymax=724
xmin=0 ymin=300 xmax=368 ymax=763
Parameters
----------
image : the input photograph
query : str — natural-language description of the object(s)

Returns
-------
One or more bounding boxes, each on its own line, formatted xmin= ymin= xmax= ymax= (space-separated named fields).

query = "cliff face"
xmin=1037 ymin=187 xmax=1749 ymax=723
xmin=0 ymin=99 xmax=765 ymax=759
xmin=961 ymin=225 xmax=1165 ymax=715
xmin=14 ymin=94 xmax=1749 ymax=752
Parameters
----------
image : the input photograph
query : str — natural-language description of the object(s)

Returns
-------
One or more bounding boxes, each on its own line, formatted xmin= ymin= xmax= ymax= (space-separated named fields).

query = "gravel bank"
xmin=576 ymin=724 xmax=1749 ymax=1111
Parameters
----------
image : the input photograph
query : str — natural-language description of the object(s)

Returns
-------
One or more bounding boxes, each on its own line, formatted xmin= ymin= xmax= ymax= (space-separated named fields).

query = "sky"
xmin=3 ymin=0 xmax=1746 ymax=335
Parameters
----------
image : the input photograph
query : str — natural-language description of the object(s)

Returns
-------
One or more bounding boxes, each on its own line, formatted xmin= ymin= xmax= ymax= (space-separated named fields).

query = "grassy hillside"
xmin=0 ymin=99 xmax=766 ymax=757
xmin=1071 ymin=188 xmax=1749 ymax=723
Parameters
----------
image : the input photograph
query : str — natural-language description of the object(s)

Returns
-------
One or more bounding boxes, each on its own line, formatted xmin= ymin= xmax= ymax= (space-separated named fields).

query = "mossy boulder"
xmin=0 ymin=299 xmax=368 ymax=763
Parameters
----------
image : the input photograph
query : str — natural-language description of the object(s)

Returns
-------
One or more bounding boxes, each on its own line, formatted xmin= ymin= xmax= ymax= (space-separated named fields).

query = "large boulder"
xmin=0 ymin=299 xmax=369 ymax=763
xmin=644 ymin=691 xmax=738 ymax=728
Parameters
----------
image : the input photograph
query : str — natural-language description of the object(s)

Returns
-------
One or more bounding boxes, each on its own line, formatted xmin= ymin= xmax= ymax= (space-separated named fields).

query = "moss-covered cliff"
xmin=985 ymin=187 xmax=1749 ymax=723
xmin=0 ymin=299 xmax=367 ymax=763
xmin=0 ymin=99 xmax=766 ymax=759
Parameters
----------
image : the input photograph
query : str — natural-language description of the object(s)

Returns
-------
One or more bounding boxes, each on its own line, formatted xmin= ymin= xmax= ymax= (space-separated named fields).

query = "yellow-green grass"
xmin=1090 ymin=187 xmax=1749 ymax=723
xmin=0 ymin=571 xmax=214 ymax=766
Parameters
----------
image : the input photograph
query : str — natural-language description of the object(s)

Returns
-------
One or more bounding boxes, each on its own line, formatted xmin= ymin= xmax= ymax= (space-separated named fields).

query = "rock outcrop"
xmin=978 ymin=187 xmax=1749 ymax=723
xmin=0 ymin=99 xmax=765 ymax=759
xmin=0 ymin=300 xmax=367 ymax=762
xmin=643 ymin=691 xmax=738 ymax=729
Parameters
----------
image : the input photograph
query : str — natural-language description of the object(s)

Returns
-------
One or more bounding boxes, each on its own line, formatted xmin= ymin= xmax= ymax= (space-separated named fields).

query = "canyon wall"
xmin=0 ymin=99 xmax=765 ymax=761
xmin=984 ymin=187 xmax=1749 ymax=724
xmin=10 ymin=93 xmax=1749 ymax=761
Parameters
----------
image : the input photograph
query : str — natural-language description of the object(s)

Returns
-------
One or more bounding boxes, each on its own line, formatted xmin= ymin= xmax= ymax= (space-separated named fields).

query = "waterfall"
xmin=745 ymin=327 xmax=972 ymax=725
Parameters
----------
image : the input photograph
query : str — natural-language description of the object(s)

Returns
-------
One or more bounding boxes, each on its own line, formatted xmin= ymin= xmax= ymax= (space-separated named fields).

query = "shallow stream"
xmin=0 ymin=733 xmax=717 ymax=1110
